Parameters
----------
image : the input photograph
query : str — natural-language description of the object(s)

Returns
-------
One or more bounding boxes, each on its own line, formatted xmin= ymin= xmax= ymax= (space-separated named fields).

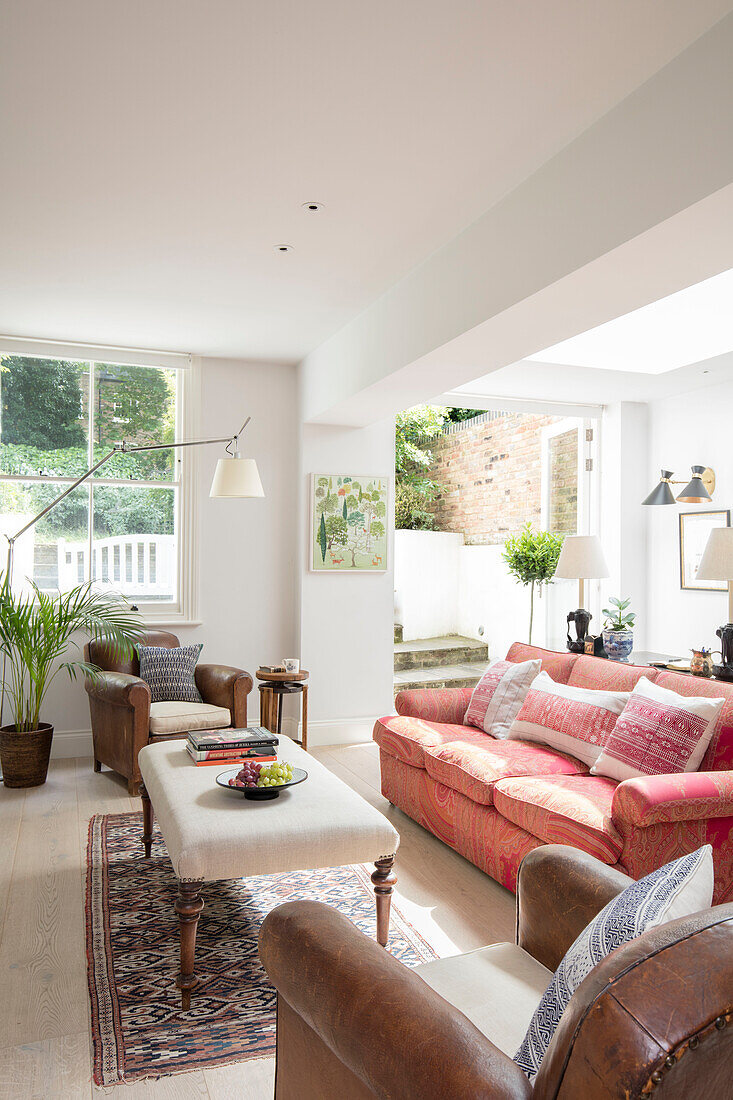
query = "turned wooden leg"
xmin=93 ymin=758 xmax=102 ymax=773
xmin=175 ymin=880 xmax=204 ymax=1011
xmin=371 ymin=855 xmax=397 ymax=948
xmin=141 ymin=785 xmax=154 ymax=858
xmin=301 ymin=684 xmax=308 ymax=753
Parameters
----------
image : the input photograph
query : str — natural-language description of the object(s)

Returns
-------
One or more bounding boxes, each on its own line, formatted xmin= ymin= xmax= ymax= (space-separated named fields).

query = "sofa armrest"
xmin=195 ymin=664 xmax=252 ymax=727
xmin=612 ymin=771 xmax=733 ymax=828
xmin=395 ymin=687 xmax=473 ymax=724
xmin=260 ymin=900 xmax=532 ymax=1100
xmin=84 ymin=670 xmax=151 ymax=710
xmin=516 ymin=845 xmax=632 ymax=971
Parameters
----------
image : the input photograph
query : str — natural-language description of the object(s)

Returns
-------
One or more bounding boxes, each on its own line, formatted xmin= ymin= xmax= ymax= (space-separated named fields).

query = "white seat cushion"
xmin=148 ymin=700 xmax=231 ymax=736
xmin=414 ymin=942 xmax=551 ymax=1057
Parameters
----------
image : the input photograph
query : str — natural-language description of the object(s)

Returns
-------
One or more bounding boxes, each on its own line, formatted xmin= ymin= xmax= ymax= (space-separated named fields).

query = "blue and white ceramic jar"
xmin=602 ymin=629 xmax=634 ymax=662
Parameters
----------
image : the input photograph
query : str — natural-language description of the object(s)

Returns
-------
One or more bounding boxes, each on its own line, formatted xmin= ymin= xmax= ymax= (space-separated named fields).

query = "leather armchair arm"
xmin=85 ymin=670 xmax=151 ymax=710
xmin=395 ymin=687 xmax=473 ymax=723
xmin=260 ymin=900 xmax=532 ymax=1100
xmin=195 ymin=664 xmax=252 ymax=727
xmin=516 ymin=845 xmax=631 ymax=971
xmin=612 ymin=770 xmax=733 ymax=827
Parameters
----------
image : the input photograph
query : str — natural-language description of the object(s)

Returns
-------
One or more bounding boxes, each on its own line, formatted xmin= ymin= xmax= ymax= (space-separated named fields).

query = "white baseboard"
xmin=49 ymin=715 xmax=375 ymax=760
xmin=52 ymin=728 xmax=93 ymax=758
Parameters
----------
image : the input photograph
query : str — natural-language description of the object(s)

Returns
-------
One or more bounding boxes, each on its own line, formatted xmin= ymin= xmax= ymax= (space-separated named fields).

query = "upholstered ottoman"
xmin=138 ymin=737 xmax=400 ymax=1007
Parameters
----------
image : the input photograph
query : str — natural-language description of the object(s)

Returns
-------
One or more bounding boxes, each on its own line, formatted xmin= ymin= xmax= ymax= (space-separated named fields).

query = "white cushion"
xmin=416 ymin=943 xmax=551 ymax=1057
xmin=464 ymin=658 xmax=542 ymax=738
xmin=514 ymin=845 xmax=714 ymax=1081
xmin=591 ymin=676 xmax=724 ymax=781
xmin=148 ymin=700 xmax=231 ymax=736
xmin=506 ymin=670 xmax=629 ymax=767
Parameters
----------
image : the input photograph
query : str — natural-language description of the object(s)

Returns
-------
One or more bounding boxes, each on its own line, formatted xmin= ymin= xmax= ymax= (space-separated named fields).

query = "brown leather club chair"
xmin=84 ymin=629 xmax=252 ymax=795
xmin=259 ymin=845 xmax=733 ymax=1099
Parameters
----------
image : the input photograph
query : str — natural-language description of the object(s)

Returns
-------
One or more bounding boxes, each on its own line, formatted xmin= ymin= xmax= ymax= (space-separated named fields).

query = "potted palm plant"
xmin=0 ymin=577 xmax=143 ymax=788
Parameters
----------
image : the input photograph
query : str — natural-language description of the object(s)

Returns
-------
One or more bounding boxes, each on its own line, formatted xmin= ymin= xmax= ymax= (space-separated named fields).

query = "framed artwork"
xmin=310 ymin=474 xmax=388 ymax=571
xmin=679 ymin=510 xmax=731 ymax=591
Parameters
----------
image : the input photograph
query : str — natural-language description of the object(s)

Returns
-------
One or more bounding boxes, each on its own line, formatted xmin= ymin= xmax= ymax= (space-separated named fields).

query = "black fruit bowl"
xmin=216 ymin=766 xmax=308 ymax=800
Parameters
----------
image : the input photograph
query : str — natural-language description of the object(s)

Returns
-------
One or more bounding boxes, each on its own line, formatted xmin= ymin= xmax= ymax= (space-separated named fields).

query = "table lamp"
xmin=696 ymin=527 xmax=733 ymax=681
xmin=554 ymin=535 xmax=610 ymax=653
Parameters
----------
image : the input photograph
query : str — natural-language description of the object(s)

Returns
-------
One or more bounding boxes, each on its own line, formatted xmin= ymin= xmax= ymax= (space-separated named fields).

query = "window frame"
xmin=0 ymin=340 xmax=200 ymax=625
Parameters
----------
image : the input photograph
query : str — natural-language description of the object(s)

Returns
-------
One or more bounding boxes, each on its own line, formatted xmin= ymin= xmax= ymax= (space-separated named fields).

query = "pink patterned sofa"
xmin=374 ymin=643 xmax=733 ymax=903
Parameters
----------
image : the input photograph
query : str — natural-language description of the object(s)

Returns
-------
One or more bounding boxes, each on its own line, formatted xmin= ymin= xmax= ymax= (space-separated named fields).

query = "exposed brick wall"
xmin=430 ymin=412 xmax=577 ymax=545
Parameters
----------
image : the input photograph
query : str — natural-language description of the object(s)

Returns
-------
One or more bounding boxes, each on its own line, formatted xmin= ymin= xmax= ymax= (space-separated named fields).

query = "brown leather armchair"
xmin=84 ymin=629 xmax=252 ymax=795
xmin=259 ymin=845 xmax=733 ymax=1099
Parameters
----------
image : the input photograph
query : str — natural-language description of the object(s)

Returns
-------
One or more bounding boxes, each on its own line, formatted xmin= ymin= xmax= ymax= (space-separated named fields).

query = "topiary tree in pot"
xmin=502 ymin=525 xmax=565 ymax=644
xmin=0 ymin=576 xmax=143 ymax=788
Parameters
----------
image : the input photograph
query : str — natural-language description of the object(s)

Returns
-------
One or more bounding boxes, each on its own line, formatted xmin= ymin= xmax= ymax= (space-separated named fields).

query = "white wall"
xmin=394 ymin=532 xmax=552 ymax=660
xmin=600 ymin=402 xmax=650 ymax=651
xmin=394 ymin=530 xmax=462 ymax=641
xmin=40 ymin=357 xmax=299 ymax=756
xmin=298 ymin=416 xmax=395 ymax=745
xmin=646 ymin=377 xmax=733 ymax=656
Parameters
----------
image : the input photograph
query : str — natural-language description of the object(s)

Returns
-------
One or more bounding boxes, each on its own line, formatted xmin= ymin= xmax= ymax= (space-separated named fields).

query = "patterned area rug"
xmin=86 ymin=812 xmax=438 ymax=1085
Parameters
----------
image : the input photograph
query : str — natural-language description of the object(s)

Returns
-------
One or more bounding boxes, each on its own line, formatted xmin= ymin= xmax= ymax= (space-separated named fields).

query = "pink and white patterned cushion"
xmin=591 ymin=676 xmax=725 ymax=782
xmin=463 ymin=658 xmax=541 ymax=738
xmin=506 ymin=670 xmax=629 ymax=767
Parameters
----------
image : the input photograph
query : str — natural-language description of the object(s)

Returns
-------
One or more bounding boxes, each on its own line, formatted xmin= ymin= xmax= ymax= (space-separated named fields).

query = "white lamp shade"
xmin=554 ymin=535 xmax=610 ymax=580
xmin=209 ymin=457 xmax=264 ymax=498
xmin=696 ymin=526 xmax=733 ymax=581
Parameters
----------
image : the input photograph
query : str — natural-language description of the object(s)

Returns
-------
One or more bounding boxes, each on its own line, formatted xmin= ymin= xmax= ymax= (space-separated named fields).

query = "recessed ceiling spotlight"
xmin=301 ymin=201 xmax=325 ymax=212
xmin=275 ymin=244 xmax=293 ymax=252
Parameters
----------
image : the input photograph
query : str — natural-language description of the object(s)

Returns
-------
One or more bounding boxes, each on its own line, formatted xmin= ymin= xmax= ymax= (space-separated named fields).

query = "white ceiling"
xmin=1 ymin=1 xmax=731 ymax=362
xmin=527 ymin=267 xmax=733 ymax=374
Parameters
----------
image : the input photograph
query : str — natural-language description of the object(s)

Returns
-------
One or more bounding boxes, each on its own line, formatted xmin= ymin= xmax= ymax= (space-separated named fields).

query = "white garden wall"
xmin=395 ymin=531 xmax=562 ymax=658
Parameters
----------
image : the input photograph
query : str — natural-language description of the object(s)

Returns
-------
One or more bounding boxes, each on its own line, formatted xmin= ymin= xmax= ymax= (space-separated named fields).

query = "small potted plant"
xmin=602 ymin=596 xmax=636 ymax=662
xmin=503 ymin=525 xmax=565 ymax=644
xmin=0 ymin=576 xmax=143 ymax=788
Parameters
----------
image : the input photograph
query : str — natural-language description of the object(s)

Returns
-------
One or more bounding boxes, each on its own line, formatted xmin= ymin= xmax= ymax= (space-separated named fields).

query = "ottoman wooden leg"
xmin=371 ymin=855 xmax=397 ymax=948
xmin=141 ymin=785 xmax=154 ymax=858
xmin=175 ymin=880 xmax=204 ymax=1011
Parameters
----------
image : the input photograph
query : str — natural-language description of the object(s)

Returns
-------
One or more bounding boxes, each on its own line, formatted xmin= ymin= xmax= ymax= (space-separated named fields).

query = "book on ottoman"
xmin=187 ymin=726 xmax=279 ymax=752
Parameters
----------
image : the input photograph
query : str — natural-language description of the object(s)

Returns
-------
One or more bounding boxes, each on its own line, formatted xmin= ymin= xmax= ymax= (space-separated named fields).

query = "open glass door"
xmin=541 ymin=418 xmax=599 ymax=649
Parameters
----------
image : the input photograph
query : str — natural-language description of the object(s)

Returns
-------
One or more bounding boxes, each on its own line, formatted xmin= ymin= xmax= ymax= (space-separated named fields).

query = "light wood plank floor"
xmin=0 ymin=744 xmax=515 ymax=1099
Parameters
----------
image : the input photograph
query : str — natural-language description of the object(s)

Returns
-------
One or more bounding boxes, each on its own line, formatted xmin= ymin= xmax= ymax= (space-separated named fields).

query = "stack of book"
xmin=186 ymin=727 xmax=279 ymax=767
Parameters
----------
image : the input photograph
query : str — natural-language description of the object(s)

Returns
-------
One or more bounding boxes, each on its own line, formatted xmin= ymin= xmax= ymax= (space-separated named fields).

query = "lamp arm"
xmin=3 ymin=415 xmax=251 ymax=566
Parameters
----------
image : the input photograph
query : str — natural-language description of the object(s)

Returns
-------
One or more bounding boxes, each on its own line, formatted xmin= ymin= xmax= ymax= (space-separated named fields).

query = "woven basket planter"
xmin=0 ymin=723 xmax=54 ymax=788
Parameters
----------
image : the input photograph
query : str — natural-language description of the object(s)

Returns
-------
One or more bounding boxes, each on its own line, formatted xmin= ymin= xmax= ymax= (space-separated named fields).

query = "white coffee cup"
xmin=283 ymin=658 xmax=300 ymax=674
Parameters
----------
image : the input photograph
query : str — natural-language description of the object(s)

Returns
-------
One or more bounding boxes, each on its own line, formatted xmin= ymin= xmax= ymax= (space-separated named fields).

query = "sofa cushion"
xmin=372 ymin=715 xmax=488 ymax=769
xmin=416 ymin=942 xmax=551 ymax=1058
xmin=424 ymin=740 xmax=588 ymax=806
xmin=514 ymin=845 xmax=714 ymax=1082
xmin=507 ymin=671 xmax=629 ymax=767
xmin=656 ymin=671 xmax=733 ymax=771
xmin=567 ymin=655 xmax=658 ymax=691
xmin=137 ymin=642 xmax=204 ymax=704
xmin=505 ymin=643 xmax=577 ymax=684
xmin=591 ymin=676 xmax=724 ymax=782
xmin=148 ymin=700 xmax=231 ymax=736
xmin=493 ymin=774 xmax=622 ymax=864
xmin=464 ymin=658 xmax=541 ymax=737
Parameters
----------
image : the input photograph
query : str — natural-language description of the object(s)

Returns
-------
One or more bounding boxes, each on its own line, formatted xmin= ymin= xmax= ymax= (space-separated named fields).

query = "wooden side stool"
xmin=257 ymin=669 xmax=309 ymax=751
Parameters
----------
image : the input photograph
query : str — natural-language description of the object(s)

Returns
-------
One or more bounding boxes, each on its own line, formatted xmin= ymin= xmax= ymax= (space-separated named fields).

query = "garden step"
xmin=394 ymin=624 xmax=403 ymax=644
xmin=392 ymin=661 xmax=486 ymax=698
xmin=394 ymin=634 xmax=488 ymax=672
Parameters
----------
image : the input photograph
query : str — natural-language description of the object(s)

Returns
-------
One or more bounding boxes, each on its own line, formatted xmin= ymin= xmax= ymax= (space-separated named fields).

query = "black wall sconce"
xmin=642 ymin=466 xmax=715 ymax=506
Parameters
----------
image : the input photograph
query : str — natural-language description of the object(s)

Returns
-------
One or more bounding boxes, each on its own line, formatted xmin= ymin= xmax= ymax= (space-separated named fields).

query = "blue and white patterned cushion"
xmin=514 ymin=845 xmax=714 ymax=1081
xmin=137 ymin=643 xmax=204 ymax=704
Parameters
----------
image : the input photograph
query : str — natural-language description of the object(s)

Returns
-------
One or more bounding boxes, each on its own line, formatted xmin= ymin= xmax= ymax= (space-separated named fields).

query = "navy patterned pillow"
xmin=136 ymin=643 xmax=204 ymax=704
xmin=514 ymin=844 xmax=713 ymax=1081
